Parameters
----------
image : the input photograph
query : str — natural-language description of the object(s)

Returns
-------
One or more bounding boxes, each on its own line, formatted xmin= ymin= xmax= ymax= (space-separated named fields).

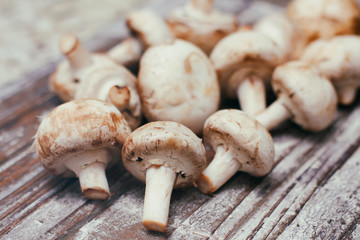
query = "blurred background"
xmin=0 ymin=0 xmax=161 ymax=87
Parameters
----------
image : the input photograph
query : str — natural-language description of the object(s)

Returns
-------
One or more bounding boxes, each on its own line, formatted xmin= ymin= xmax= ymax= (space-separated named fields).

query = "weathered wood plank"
xmin=277 ymin=146 xmax=360 ymax=239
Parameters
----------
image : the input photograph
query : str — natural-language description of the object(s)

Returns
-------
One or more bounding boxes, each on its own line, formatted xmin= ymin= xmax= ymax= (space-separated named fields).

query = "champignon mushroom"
xmin=49 ymin=34 xmax=124 ymax=101
xmin=126 ymin=8 xmax=175 ymax=48
xmin=107 ymin=37 xmax=144 ymax=69
xmin=51 ymin=34 xmax=143 ymax=129
xmin=210 ymin=30 xmax=282 ymax=116
xmin=301 ymin=35 xmax=360 ymax=105
xmin=166 ymin=0 xmax=237 ymax=55
xmin=34 ymin=99 xmax=131 ymax=200
xmin=197 ymin=109 xmax=274 ymax=194
xmin=253 ymin=13 xmax=305 ymax=61
xmin=255 ymin=61 xmax=338 ymax=132
xmin=74 ymin=66 xmax=142 ymax=130
xmin=122 ymin=121 xmax=206 ymax=232
xmin=286 ymin=0 xmax=360 ymax=45
xmin=138 ymin=39 xmax=220 ymax=135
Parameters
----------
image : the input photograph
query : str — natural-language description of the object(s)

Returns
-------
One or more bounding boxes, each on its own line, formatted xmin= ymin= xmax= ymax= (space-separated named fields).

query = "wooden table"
xmin=1 ymin=0 xmax=360 ymax=239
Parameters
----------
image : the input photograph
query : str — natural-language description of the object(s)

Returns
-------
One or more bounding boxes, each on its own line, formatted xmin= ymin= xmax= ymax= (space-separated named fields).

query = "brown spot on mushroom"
xmin=91 ymin=139 xmax=103 ymax=147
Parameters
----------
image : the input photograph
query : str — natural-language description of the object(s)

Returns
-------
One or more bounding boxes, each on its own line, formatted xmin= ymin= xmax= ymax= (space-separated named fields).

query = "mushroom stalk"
xmin=237 ymin=75 xmax=267 ymax=116
xmin=143 ymin=165 xmax=176 ymax=232
xmin=107 ymin=85 xmax=131 ymax=111
xmin=255 ymin=99 xmax=292 ymax=130
xmin=78 ymin=162 xmax=110 ymax=200
xmin=64 ymin=148 xmax=112 ymax=200
xmin=191 ymin=0 xmax=213 ymax=13
xmin=197 ymin=146 xmax=241 ymax=194
xmin=59 ymin=34 xmax=92 ymax=70
xmin=337 ymin=85 xmax=357 ymax=105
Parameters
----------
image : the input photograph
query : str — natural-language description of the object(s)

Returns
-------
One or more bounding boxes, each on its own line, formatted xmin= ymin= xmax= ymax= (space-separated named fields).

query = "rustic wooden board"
xmin=1 ymin=0 xmax=360 ymax=239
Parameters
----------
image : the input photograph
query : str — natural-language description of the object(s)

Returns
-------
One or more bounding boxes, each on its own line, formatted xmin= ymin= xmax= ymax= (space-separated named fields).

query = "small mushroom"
xmin=255 ymin=61 xmax=338 ymax=132
xmin=301 ymin=35 xmax=360 ymax=105
xmin=138 ymin=39 xmax=220 ymax=135
xmin=166 ymin=0 xmax=237 ymax=55
xmin=122 ymin=121 xmax=206 ymax=232
xmin=210 ymin=30 xmax=282 ymax=116
xmin=107 ymin=37 xmax=144 ymax=69
xmin=34 ymin=99 xmax=131 ymax=200
xmin=197 ymin=109 xmax=274 ymax=194
xmin=253 ymin=13 xmax=306 ymax=61
xmin=286 ymin=0 xmax=360 ymax=45
xmin=74 ymin=66 xmax=142 ymax=130
xmin=126 ymin=8 xmax=175 ymax=48
xmin=49 ymin=34 xmax=123 ymax=101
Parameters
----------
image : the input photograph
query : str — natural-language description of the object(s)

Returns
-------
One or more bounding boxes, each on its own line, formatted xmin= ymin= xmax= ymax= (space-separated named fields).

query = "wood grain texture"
xmin=1 ymin=0 xmax=360 ymax=239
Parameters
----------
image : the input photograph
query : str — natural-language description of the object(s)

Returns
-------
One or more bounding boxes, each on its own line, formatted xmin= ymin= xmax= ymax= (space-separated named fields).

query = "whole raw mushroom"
xmin=122 ymin=121 xmax=206 ymax=232
xmin=255 ymin=61 xmax=338 ymax=132
xmin=166 ymin=0 xmax=237 ymax=55
xmin=126 ymin=8 xmax=175 ymax=48
xmin=197 ymin=109 xmax=274 ymax=194
xmin=138 ymin=39 xmax=220 ymax=135
xmin=301 ymin=35 xmax=360 ymax=105
xmin=34 ymin=99 xmax=131 ymax=200
xmin=286 ymin=0 xmax=360 ymax=45
xmin=210 ymin=30 xmax=282 ymax=116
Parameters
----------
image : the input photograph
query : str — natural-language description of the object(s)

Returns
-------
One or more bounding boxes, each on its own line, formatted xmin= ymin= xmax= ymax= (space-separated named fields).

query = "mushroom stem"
xmin=191 ymin=0 xmax=213 ymax=14
xmin=237 ymin=75 xmax=267 ymax=116
xmin=197 ymin=145 xmax=241 ymax=194
xmin=59 ymin=34 xmax=92 ymax=70
xmin=255 ymin=99 xmax=292 ymax=130
xmin=78 ymin=162 xmax=110 ymax=200
xmin=64 ymin=148 xmax=112 ymax=200
xmin=143 ymin=165 xmax=176 ymax=232
xmin=107 ymin=85 xmax=131 ymax=111
xmin=337 ymin=85 xmax=356 ymax=105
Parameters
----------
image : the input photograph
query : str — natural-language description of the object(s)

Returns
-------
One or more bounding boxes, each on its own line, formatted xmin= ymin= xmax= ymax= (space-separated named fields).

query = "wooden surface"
xmin=1 ymin=0 xmax=360 ymax=239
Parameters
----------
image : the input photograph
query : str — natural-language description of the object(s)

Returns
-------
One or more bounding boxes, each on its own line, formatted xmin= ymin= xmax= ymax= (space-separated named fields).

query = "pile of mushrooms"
xmin=34 ymin=0 xmax=360 ymax=233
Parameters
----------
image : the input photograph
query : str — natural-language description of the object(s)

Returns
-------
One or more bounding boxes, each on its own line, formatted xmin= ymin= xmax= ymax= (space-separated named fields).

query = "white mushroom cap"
xmin=301 ymin=35 xmax=360 ymax=105
xmin=138 ymin=39 xmax=220 ymax=135
xmin=49 ymin=34 xmax=120 ymax=102
xmin=122 ymin=121 xmax=206 ymax=187
xmin=126 ymin=8 xmax=175 ymax=48
xmin=74 ymin=66 xmax=142 ymax=130
xmin=197 ymin=109 xmax=274 ymax=194
xmin=166 ymin=0 xmax=237 ymax=55
xmin=256 ymin=61 xmax=338 ymax=132
xmin=286 ymin=0 xmax=360 ymax=44
xmin=253 ymin=13 xmax=306 ymax=61
xmin=122 ymin=121 xmax=206 ymax=232
xmin=210 ymin=30 xmax=283 ymax=99
xmin=35 ymin=99 xmax=131 ymax=199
